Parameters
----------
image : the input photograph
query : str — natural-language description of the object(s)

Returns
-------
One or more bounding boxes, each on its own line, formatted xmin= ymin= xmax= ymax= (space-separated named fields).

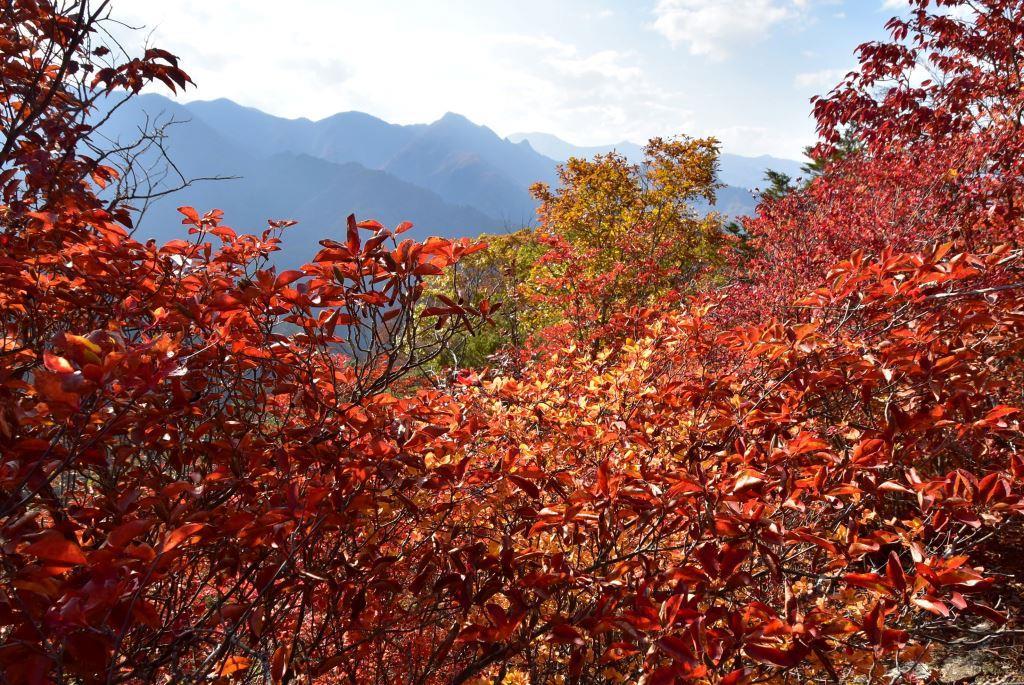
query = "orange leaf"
xmin=43 ymin=352 xmax=74 ymax=374
xmin=217 ymin=656 xmax=251 ymax=677
xmin=33 ymin=371 xmax=80 ymax=406
xmin=271 ymin=645 xmax=291 ymax=684
xmin=178 ymin=206 xmax=200 ymax=224
xmin=24 ymin=530 xmax=86 ymax=566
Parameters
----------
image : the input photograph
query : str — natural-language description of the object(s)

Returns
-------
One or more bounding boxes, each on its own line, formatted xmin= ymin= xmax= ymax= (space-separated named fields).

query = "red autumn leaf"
xmin=34 ymin=371 xmax=80 ymax=406
xmin=655 ymin=635 xmax=696 ymax=665
xmin=107 ymin=518 xmax=154 ymax=548
xmin=161 ymin=523 xmax=206 ymax=553
xmin=743 ymin=643 xmax=809 ymax=668
xmin=885 ymin=551 xmax=908 ymax=595
xmin=177 ymin=206 xmax=200 ymax=224
xmin=271 ymin=645 xmax=291 ymax=684
xmin=912 ymin=596 xmax=950 ymax=617
xmin=274 ymin=270 xmax=304 ymax=290
xmin=844 ymin=572 xmax=893 ymax=596
xmin=551 ymin=624 xmax=584 ymax=646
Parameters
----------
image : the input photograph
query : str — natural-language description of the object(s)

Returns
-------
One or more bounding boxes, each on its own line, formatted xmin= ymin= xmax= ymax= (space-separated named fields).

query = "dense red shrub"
xmin=735 ymin=0 xmax=1024 ymax=320
xmin=451 ymin=242 xmax=1024 ymax=683
xmin=0 ymin=3 xmax=491 ymax=683
xmin=1 ymin=0 xmax=1023 ymax=683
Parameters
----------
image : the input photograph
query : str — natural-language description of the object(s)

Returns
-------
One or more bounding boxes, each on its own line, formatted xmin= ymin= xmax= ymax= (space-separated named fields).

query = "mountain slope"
xmin=184 ymin=99 xmax=423 ymax=169
xmin=182 ymin=99 xmax=556 ymax=223
xmin=95 ymin=95 xmax=503 ymax=265
xmin=94 ymin=96 xmax=773 ymax=265
xmin=381 ymin=112 xmax=555 ymax=224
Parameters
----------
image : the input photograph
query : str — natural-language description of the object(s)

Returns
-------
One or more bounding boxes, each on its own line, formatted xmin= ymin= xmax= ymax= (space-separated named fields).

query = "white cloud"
xmin=105 ymin=0 xmax=852 ymax=157
xmin=546 ymin=49 xmax=643 ymax=83
xmin=486 ymin=36 xmax=693 ymax=144
xmin=651 ymin=0 xmax=811 ymax=59
xmin=883 ymin=0 xmax=975 ymax=19
xmin=794 ymin=67 xmax=849 ymax=89
xmin=112 ymin=2 xmax=694 ymax=149
xmin=708 ymin=124 xmax=814 ymax=159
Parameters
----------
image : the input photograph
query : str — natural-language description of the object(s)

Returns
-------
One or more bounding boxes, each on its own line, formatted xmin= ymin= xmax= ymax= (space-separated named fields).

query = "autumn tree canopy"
xmin=2 ymin=1 xmax=1024 ymax=684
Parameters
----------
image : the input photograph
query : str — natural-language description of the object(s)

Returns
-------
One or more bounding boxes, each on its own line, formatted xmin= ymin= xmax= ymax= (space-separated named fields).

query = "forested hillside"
xmin=1 ymin=1 xmax=1023 ymax=684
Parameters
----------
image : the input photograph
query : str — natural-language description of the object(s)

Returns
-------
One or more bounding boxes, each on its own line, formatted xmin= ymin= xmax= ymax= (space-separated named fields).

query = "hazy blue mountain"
xmin=717 ymin=153 xmax=806 ymax=192
xmin=508 ymin=131 xmax=805 ymax=192
xmin=93 ymin=96 xmax=771 ymax=268
xmin=184 ymin=99 xmax=421 ymax=169
xmin=710 ymin=186 xmax=758 ymax=218
xmin=93 ymin=95 xmax=503 ymax=265
xmin=181 ymin=99 xmax=555 ymax=223
xmin=379 ymin=112 xmax=556 ymax=224
xmin=509 ymin=132 xmax=645 ymax=167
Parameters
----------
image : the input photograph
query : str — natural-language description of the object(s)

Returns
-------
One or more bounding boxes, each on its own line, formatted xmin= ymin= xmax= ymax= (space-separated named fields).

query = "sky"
xmin=116 ymin=1 xmax=913 ymax=160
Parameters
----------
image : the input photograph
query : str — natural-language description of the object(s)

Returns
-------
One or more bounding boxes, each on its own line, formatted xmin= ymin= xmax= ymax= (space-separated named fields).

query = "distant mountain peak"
xmin=188 ymin=97 xmax=315 ymax=124
xmin=319 ymin=110 xmax=388 ymax=125
xmin=436 ymin=111 xmax=475 ymax=126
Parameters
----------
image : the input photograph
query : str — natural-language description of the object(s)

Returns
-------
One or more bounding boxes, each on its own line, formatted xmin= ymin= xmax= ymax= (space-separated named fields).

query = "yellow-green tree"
xmin=528 ymin=136 xmax=726 ymax=345
xmin=426 ymin=136 xmax=728 ymax=369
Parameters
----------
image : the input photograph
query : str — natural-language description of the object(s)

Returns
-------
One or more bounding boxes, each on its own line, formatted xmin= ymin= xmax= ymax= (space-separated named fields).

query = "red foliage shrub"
xmin=1 ymin=3 xmax=491 ymax=682
xmin=1 ymin=0 xmax=1023 ymax=683
xmin=734 ymin=0 xmax=1024 ymax=320
xmin=452 ymin=243 xmax=1024 ymax=682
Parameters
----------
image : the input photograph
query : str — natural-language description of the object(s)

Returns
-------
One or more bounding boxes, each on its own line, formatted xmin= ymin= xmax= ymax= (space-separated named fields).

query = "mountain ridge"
xmin=95 ymin=94 xmax=504 ymax=265
xmin=94 ymin=96 xmax=797 ymax=265
xmin=181 ymin=98 xmax=553 ymax=220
